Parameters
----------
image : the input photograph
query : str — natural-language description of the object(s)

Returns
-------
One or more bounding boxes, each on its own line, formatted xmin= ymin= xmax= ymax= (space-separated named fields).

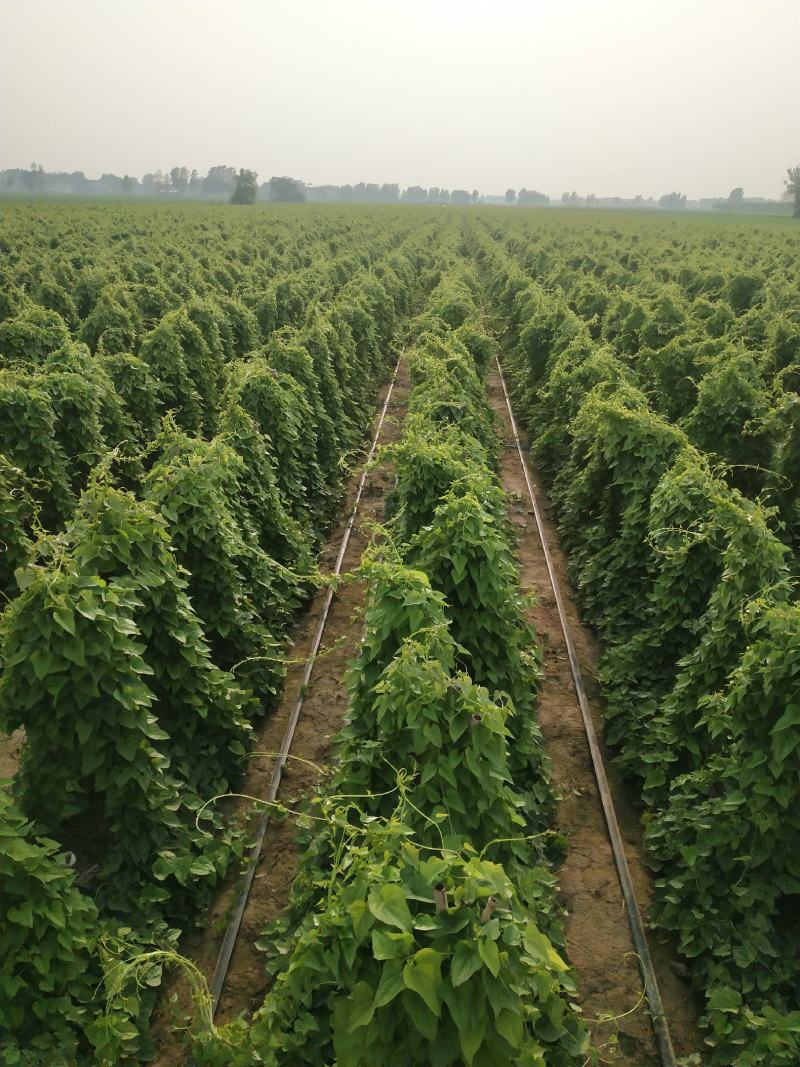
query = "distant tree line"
xmin=0 ymin=166 xmax=502 ymax=205
xmin=504 ymin=188 xmax=550 ymax=205
xmin=0 ymin=163 xmax=246 ymax=200
xmin=658 ymin=191 xmax=687 ymax=209
xmin=2 ymin=162 xmax=798 ymax=213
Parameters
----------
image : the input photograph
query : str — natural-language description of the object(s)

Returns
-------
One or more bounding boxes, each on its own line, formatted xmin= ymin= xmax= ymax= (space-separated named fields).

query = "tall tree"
xmin=659 ymin=191 xmax=687 ymax=209
xmin=231 ymin=168 xmax=258 ymax=205
xmin=519 ymin=188 xmax=550 ymax=206
xmin=203 ymin=165 xmax=237 ymax=197
xmin=786 ymin=166 xmax=800 ymax=218
xmin=268 ymin=176 xmax=306 ymax=202
xmin=170 ymin=166 xmax=189 ymax=194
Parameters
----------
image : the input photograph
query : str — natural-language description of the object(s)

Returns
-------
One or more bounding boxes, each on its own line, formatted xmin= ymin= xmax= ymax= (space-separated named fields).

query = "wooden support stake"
xmin=479 ymin=896 xmax=497 ymax=924
xmin=434 ymin=882 xmax=448 ymax=912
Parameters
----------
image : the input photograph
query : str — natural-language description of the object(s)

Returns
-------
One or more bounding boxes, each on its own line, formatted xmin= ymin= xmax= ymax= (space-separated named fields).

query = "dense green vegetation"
xmin=2 ymin=199 xmax=798 ymax=1064
xmin=470 ymin=209 xmax=800 ymax=1065
xmin=193 ymin=266 xmax=588 ymax=1066
xmin=0 ymin=201 xmax=436 ymax=1062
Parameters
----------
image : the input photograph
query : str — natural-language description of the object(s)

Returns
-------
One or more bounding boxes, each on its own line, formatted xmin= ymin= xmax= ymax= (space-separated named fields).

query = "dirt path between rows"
xmin=152 ymin=360 xmax=410 ymax=1063
xmin=486 ymin=364 xmax=704 ymax=1066
xmin=0 ymin=729 xmax=23 ymax=780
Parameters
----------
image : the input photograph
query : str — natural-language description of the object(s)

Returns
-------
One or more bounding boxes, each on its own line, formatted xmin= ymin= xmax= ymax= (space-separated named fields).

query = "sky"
xmin=1 ymin=0 xmax=799 ymax=200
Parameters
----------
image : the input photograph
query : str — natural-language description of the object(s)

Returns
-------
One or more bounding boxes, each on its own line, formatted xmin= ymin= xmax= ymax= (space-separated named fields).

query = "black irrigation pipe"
xmin=494 ymin=355 xmax=678 ymax=1067
xmin=206 ymin=351 xmax=404 ymax=1019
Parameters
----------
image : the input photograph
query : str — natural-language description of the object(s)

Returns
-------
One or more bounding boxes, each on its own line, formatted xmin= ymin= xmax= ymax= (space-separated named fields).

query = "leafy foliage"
xmin=0 ymin=506 xmax=243 ymax=921
xmin=228 ymin=355 xmax=325 ymax=525
xmin=218 ymin=402 xmax=314 ymax=606
xmin=337 ymin=633 xmax=532 ymax=856
xmin=197 ymin=819 xmax=586 ymax=1067
xmin=0 ymin=302 xmax=71 ymax=368
xmin=96 ymin=349 xmax=161 ymax=442
xmin=0 ymin=456 xmax=35 ymax=600
xmin=63 ymin=477 xmax=253 ymax=800
xmin=0 ymin=200 xmax=431 ymax=1061
xmin=1 ymin=784 xmax=101 ymax=1064
xmin=646 ymin=600 xmax=800 ymax=1066
xmin=0 ymin=786 xmax=147 ymax=1065
xmin=0 ymin=368 xmax=75 ymax=528
xmin=190 ymin=263 xmax=586 ymax=1066
xmin=145 ymin=427 xmax=285 ymax=708
xmin=475 ymin=215 xmax=800 ymax=1063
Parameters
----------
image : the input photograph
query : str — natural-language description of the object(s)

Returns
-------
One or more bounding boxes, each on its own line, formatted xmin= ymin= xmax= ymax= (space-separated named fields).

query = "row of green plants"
xmin=481 ymin=210 xmax=800 ymax=554
xmin=0 ymin=206 xmax=440 ymax=1064
xmin=0 ymin=201 xmax=418 ymax=359
xmin=0 ymin=217 xmax=434 ymax=550
xmin=471 ymin=221 xmax=800 ymax=1065
xmin=191 ymin=270 xmax=590 ymax=1065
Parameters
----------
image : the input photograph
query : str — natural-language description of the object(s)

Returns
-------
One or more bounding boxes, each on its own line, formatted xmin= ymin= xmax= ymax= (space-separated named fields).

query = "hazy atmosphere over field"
xmin=2 ymin=0 xmax=799 ymax=200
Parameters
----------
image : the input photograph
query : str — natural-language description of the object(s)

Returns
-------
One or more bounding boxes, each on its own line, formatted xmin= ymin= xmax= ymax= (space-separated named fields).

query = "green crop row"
xmin=192 ymin=267 xmax=589 ymax=1066
xmin=479 ymin=211 xmax=800 ymax=557
xmin=0 ymin=205 xmax=438 ymax=1064
xmin=471 ymin=221 xmax=800 ymax=1066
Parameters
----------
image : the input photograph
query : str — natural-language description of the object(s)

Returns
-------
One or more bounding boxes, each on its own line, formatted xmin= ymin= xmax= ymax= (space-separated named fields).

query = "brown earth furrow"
xmin=152 ymin=360 xmax=410 ymax=1062
xmin=0 ymin=728 xmax=23 ymax=780
xmin=486 ymin=364 xmax=704 ymax=1066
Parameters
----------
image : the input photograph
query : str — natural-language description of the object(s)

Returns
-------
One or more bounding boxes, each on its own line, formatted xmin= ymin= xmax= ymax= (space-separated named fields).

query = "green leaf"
xmin=345 ymin=980 xmax=375 ymax=1031
xmin=451 ymin=939 xmax=482 ymax=987
xmin=7 ymin=901 xmax=34 ymax=927
xmin=348 ymin=899 xmax=373 ymax=943
xmin=31 ymin=650 xmax=53 ymax=680
xmin=403 ymin=988 xmax=439 ymax=1040
xmin=372 ymin=928 xmax=411 ymax=961
xmin=75 ymin=718 xmax=93 ymax=746
xmin=374 ymin=960 xmax=405 ymax=1008
xmin=62 ymin=638 xmax=85 ymax=667
xmin=707 ymin=986 xmax=743 ymax=1014
xmin=495 ymin=1007 xmax=523 ymax=1048
xmin=14 ymin=566 xmax=35 ymax=591
xmin=772 ymin=727 xmax=800 ymax=766
xmin=403 ymin=947 xmax=443 ymax=1017
xmin=444 ymin=980 xmax=488 ymax=1064
xmin=368 ymin=883 xmax=412 ymax=933
xmin=478 ymin=936 xmax=500 ymax=977
xmin=773 ymin=703 xmax=800 ymax=732
xmin=523 ymin=922 xmax=567 ymax=972
xmin=333 ymin=992 xmax=370 ymax=1066
xmin=53 ymin=607 xmax=76 ymax=635
xmin=459 ymin=1005 xmax=488 ymax=1064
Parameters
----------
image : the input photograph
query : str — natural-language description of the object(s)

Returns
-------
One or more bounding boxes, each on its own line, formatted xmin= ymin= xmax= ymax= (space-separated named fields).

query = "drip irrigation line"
xmin=206 ymin=352 xmax=403 ymax=1019
xmin=494 ymin=355 xmax=678 ymax=1067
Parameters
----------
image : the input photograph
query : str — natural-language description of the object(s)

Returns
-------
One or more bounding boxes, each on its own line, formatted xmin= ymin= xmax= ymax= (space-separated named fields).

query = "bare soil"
xmin=486 ymin=365 xmax=704 ymax=1066
xmin=151 ymin=361 xmax=410 ymax=1063
xmin=0 ymin=729 xmax=23 ymax=780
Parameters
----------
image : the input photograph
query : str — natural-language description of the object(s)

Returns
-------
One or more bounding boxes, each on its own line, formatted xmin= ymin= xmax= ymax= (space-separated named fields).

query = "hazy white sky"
xmin=2 ymin=0 xmax=798 ymax=199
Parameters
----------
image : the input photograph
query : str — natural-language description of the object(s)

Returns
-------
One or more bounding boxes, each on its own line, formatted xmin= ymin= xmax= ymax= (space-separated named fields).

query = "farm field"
xmin=1 ymin=200 xmax=799 ymax=1067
